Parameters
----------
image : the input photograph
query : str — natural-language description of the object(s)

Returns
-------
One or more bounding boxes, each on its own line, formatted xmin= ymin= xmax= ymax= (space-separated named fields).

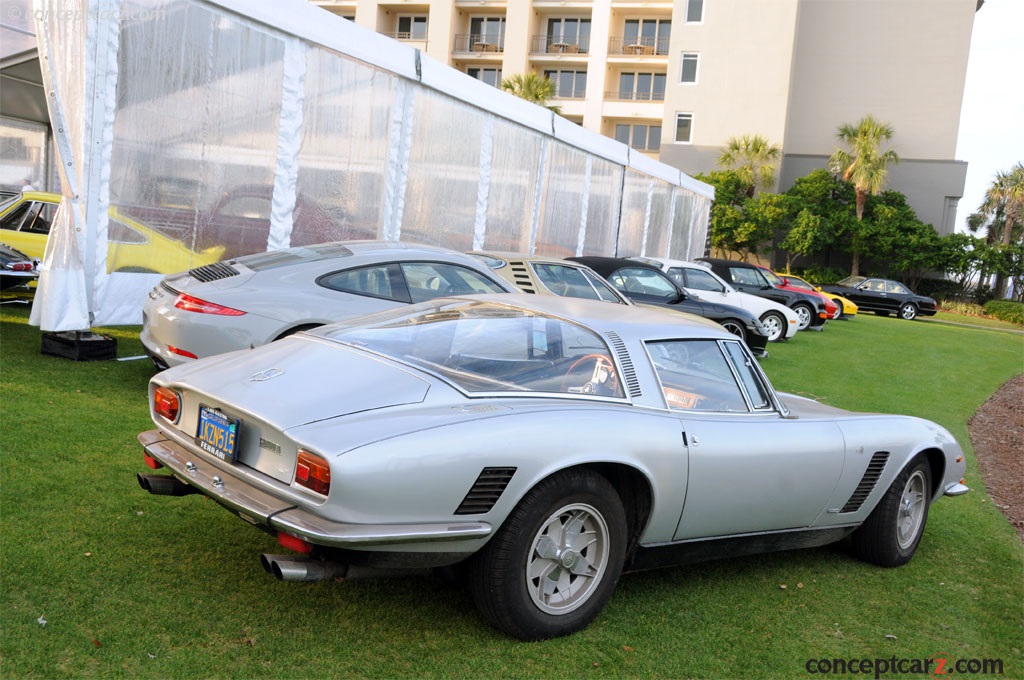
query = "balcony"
xmin=382 ymin=31 xmax=429 ymax=49
xmin=608 ymin=36 xmax=670 ymax=56
xmin=530 ymin=35 xmax=590 ymax=55
xmin=454 ymin=34 xmax=505 ymax=54
xmin=605 ymin=90 xmax=665 ymax=102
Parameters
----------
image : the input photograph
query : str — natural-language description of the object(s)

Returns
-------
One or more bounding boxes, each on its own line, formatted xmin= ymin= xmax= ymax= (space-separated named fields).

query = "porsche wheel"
xmin=899 ymin=302 xmax=918 ymax=320
xmin=831 ymin=300 xmax=844 ymax=319
xmin=719 ymin=318 xmax=748 ymax=344
xmin=793 ymin=303 xmax=813 ymax=330
xmin=469 ymin=469 xmax=626 ymax=640
xmin=759 ymin=311 xmax=786 ymax=342
xmin=851 ymin=455 xmax=931 ymax=567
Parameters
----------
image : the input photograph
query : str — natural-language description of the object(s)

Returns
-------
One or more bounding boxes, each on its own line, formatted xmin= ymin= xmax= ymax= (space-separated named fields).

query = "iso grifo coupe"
xmin=137 ymin=294 xmax=969 ymax=640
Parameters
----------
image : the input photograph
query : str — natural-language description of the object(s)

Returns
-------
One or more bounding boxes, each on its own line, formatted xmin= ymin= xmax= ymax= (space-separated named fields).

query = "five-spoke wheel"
xmin=851 ymin=454 xmax=932 ymax=567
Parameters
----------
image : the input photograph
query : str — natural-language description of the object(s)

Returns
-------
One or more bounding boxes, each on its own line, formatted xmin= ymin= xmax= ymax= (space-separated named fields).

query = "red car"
xmin=756 ymin=265 xmax=839 ymax=319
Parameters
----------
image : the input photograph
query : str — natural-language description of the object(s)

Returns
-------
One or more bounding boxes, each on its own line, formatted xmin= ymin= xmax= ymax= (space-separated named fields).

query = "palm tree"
xmin=500 ymin=73 xmax=561 ymax=114
xmin=969 ymin=163 xmax=1024 ymax=297
xmin=828 ymin=115 xmax=900 ymax=275
xmin=716 ymin=134 xmax=781 ymax=197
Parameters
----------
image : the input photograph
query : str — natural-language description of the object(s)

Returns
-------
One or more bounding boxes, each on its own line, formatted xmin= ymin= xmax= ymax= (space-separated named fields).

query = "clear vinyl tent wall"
xmin=29 ymin=0 xmax=713 ymax=330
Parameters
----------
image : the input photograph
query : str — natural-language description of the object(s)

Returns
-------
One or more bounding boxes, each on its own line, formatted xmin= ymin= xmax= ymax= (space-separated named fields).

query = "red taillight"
xmin=167 ymin=345 xmax=199 ymax=360
xmin=295 ymin=450 xmax=331 ymax=495
xmin=7 ymin=262 xmax=32 ymax=271
xmin=153 ymin=386 xmax=180 ymax=422
xmin=173 ymin=293 xmax=245 ymax=316
xmin=143 ymin=452 xmax=164 ymax=469
xmin=277 ymin=532 xmax=312 ymax=553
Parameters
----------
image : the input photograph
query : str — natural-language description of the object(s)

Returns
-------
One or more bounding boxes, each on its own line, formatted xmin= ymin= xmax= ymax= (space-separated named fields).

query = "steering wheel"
xmin=561 ymin=354 xmax=620 ymax=396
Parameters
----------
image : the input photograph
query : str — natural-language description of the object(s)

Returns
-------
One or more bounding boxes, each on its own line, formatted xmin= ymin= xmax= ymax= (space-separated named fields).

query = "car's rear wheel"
xmin=718 ymin=318 xmax=748 ymax=344
xmin=792 ymin=303 xmax=813 ymax=330
xmin=469 ymin=469 xmax=626 ymax=640
xmin=758 ymin=311 xmax=786 ymax=342
xmin=899 ymin=302 xmax=918 ymax=320
xmin=850 ymin=454 xmax=931 ymax=567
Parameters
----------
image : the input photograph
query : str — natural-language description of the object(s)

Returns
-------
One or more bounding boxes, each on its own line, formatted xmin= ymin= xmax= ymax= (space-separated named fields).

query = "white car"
xmin=636 ymin=257 xmax=800 ymax=342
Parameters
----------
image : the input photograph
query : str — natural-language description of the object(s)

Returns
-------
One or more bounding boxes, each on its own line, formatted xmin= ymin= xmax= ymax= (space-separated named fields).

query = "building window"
xmin=467 ymin=67 xmax=502 ymax=88
xmin=544 ymin=70 xmax=587 ymax=98
xmin=675 ymin=113 xmax=694 ymax=143
xmin=470 ymin=16 xmax=505 ymax=50
xmin=615 ymin=123 xmax=661 ymax=152
xmin=397 ymin=15 xmax=427 ymax=40
xmin=624 ymin=18 xmax=671 ymax=54
xmin=617 ymin=72 xmax=666 ymax=101
xmin=547 ymin=17 xmax=591 ymax=51
xmin=680 ymin=53 xmax=699 ymax=83
xmin=686 ymin=0 xmax=704 ymax=23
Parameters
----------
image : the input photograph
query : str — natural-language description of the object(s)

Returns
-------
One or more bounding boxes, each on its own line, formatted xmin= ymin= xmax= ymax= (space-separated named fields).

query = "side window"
xmin=3 ymin=201 xmax=56 ymax=234
xmin=729 ymin=267 xmax=761 ymax=287
xmin=108 ymin=218 xmax=147 ymax=244
xmin=401 ymin=262 xmax=506 ymax=303
xmin=682 ymin=267 xmax=725 ymax=293
xmin=647 ymin=340 xmax=748 ymax=412
xmin=609 ymin=267 xmax=677 ymax=300
xmin=581 ymin=269 xmax=626 ymax=303
xmin=320 ymin=264 xmax=403 ymax=301
xmin=533 ymin=263 xmax=600 ymax=300
xmin=887 ymin=281 xmax=910 ymax=294
xmin=721 ymin=341 xmax=771 ymax=410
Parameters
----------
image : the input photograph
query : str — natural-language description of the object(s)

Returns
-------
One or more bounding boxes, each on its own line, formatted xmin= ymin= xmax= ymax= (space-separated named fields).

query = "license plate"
xmin=196 ymin=406 xmax=240 ymax=463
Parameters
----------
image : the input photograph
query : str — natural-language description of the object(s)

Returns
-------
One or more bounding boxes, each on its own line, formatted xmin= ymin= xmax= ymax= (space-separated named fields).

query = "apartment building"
xmin=312 ymin=0 xmax=976 ymax=235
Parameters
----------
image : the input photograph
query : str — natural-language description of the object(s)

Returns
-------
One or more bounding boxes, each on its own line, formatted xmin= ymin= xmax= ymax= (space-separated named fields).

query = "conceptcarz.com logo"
xmin=805 ymin=653 xmax=1004 ymax=678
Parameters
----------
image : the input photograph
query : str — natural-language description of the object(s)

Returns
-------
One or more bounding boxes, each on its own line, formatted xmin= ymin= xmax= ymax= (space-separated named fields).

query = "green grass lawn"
xmin=2 ymin=297 xmax=1022 ymax=679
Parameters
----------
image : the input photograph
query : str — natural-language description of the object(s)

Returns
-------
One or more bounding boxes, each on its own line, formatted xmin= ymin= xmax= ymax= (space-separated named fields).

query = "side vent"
xmin=604 ymin=331 xmax=642 ymax=397
xmin=454 ymin=467 xmax=517 ymax=515
xmin=507 ymin=261 xmax=536 ymax=294
xmin=189 ymin=262 xmax=240 ymax=283
xmin=840 ymin=452 xmax=890 ymax=513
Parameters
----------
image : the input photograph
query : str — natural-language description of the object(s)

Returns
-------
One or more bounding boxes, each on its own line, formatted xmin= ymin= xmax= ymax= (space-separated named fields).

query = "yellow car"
xmin=0 ymin=191 xmax=225 ymax=274
xmin=782 ymin=273 xmax=858 ymax=319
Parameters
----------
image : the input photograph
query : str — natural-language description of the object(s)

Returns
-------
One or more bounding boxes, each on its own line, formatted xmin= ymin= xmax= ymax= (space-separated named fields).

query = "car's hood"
xmin=157 ymin=335 xmax=431 ymax=429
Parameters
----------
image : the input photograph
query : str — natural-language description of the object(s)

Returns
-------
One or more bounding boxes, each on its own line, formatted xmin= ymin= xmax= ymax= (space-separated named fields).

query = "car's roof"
xmin=568 ymin=256 xmax=663 ymax=276
xmin=698 ymin=257 xmax=758 ymax=268
xmin=636 ymin=256 xmax=710 ymax=270
xmin=438 ymin=293 xmax=729 ymax=341
xmin=229 ymin=240 xmax=502 ymax=270
xmin=13 ymin=191 xmax=60 ymax=203
xmin=470 ymin=250 xmax=576 ymax=266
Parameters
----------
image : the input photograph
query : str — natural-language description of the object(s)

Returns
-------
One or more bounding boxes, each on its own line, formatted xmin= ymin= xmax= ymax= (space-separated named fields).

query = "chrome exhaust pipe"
xmin=260 ymin=554 xmax=348 ymax=582
xmin=136 ymin=472 xmax=200 ymax=497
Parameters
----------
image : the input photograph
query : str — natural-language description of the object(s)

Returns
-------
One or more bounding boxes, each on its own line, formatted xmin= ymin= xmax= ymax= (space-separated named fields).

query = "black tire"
xmin=851 ymin=455 xmax=931 ymax=567
xmin=792 ymin=303 xmax=813 ymax=330
xmin=758 ymin=311 xmax=787 ymax=342
xmin=898 ymin=302 xmax=918 ymax=321
xmin=718 ymin=318 xmax=748 ymax=344
xmin=831 ymin=299 xmax=844 ymax=319
xmin=469 ymin=469 xmax=627 ymax=640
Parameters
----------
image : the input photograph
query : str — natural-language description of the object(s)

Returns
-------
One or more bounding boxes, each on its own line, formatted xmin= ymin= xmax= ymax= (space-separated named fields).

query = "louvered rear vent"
xmin=189 ymin=261 xmax=240 ymax=283
xmin=454 ymin=467 xmax=517 ymax=515
xmin=507 ymin=261 xmax=536 ymax=293
xmin=840 ymin=451 xmax=890 ymax=513
xmin=604 ymin=331 xmax=641 ymax=398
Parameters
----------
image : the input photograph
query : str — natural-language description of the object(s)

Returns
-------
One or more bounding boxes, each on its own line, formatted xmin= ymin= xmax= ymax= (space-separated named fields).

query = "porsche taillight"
xmin=174 ymin=293 xmax=245 ymax=316
xmin=295 ymin=450 xmax=331 ymax=495
xmin=153 ymin=386 xmax=181 ymax=422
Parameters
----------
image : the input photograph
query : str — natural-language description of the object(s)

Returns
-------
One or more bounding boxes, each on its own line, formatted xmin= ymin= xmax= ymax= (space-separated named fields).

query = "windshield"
xmin=836 ymin=276 xmax=866 ymax=287
xmin=322 ymin=300 xmax=625 ymax=398
xmin=760 ymin=268 xmax=784 ymax=286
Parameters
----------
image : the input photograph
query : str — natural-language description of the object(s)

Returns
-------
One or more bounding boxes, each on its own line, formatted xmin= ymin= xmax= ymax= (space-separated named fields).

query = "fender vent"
xmin=604 ymin=332 xmax=641 ymax=398
xmin=454 ymin=467 xmax=517 ymax=515
xmin=840 ymin=451 xmax=890 ymax=513
xmin=507 ymin=261 xmax=536 ymax=293
xmin=189 ymin=262 xmax=240 ymax=283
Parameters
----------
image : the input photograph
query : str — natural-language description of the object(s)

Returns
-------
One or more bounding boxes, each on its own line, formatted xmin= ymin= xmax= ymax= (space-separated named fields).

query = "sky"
xmin=953 ymin=0 xmax=1024 ymax=232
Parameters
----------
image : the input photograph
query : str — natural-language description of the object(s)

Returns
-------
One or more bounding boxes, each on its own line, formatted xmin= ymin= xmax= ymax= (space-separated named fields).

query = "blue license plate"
xmin=196 ymin=406 xmax=239 ymax=463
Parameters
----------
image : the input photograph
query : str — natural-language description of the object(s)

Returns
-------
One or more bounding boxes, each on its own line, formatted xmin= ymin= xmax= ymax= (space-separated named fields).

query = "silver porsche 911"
xmin=140 ymin=241 xmax=513 ymax=369
xmin=137 ymin=294 xmax=968 ymax=640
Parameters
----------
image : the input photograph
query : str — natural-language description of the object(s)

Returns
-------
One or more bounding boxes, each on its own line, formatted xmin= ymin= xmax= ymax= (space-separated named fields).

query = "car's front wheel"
xmin=851 ymin=454 xmax=931 ymax=567
xmin=718 ymin=318 xmax=748 ymax=344
xmin=469 ymin=469 xmax=626 ymax=640
xmin=792 ymin=303 xmax=813 ymax=330
xmin=759 ymin=311 xmax=787 ymax=342
xmin=831 ymin=299 xmax=845 ymax=319
xmin=898 ymin=302 xmax=918 ymax=320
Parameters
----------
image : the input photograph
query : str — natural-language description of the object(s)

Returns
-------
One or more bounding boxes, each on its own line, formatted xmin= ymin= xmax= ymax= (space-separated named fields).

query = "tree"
xmin=697 ymin=170 xmax=783 ymax=260
xmin=716 ymin=134 xmax=782 ymax=197
xmin=781 ymin=169 xmax=856 ymax=268
xmin=828 ymin=115 xmax=899 ymax=276
xmin=500 ymin=73 xmax=561 ymax=114
xmin=967 ymin=163 xmax=1024 ymax=297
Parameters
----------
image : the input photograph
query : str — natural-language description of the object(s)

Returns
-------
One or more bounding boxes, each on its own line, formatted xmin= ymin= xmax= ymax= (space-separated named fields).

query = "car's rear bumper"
xmin=138 ymin=429 xmax=493 ymax=548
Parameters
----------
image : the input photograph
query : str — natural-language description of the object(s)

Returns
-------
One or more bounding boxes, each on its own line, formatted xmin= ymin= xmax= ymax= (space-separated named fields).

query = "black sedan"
xmin=0 ymin=242 xmax=38 ymax=290
xmin=569 ymin=256 xmax=770 ymax=357
xmin=819 ymin=276 xmax=937 ymax=320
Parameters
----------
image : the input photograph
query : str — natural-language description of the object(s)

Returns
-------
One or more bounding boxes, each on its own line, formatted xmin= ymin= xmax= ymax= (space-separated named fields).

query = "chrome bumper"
xmin=944 ymin=481 xmax=970 ymax=496
xmin=138 ymin=430 xmax=493 ymax=547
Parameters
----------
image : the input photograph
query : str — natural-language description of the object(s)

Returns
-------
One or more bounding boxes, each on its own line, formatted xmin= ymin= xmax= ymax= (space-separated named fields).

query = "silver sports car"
xmin=137 ymin=294 xmax=968 ymax=640
xmin=140 ymin=241 xmax=514 ymax=369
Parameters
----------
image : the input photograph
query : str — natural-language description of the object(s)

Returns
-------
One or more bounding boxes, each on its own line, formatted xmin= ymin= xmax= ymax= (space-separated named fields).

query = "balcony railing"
xmin=605 ymin=90 xmax=665 ymax=102
xmin=383 ymin=31 xmax=429 ymax=46
xmin=454 ymin=34 xmax=505 ymax=53
xmin=608 ymin=36 xmax=670 ymax=56
xmin=530 ymin=35 xmax=590 ymax=55
xmin=551 ymin=86 xmax=587 ymax=99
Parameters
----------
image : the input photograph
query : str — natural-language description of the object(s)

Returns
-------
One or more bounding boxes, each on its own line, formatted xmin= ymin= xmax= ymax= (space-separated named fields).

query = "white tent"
xmin=30 ymin=0 xmax=713 ymax=331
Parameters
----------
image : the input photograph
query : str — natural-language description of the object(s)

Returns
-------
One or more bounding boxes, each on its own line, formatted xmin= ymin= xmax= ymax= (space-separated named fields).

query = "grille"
xmin=840 ymin=451 xmax=890 ymax=513
xmin=189 ymin=262 xmax=240 ymax=283
xmin=604 ymin=331 xmax=641 ymax=397
xmin=507 ymin=261 xmax=536 ymax=293
xmin=454 ymin=467 xmax=517 ymax=515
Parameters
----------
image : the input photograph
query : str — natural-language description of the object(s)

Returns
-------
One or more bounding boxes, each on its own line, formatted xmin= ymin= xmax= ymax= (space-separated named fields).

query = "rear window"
xmin=234 ymin=243 xmax=354 ymax=271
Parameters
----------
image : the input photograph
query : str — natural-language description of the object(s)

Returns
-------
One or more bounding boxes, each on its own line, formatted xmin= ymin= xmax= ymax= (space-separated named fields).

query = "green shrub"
xmin=795 ymin=265 xmax=847 ymax=285
xmin=983 ymin=299 xmax=1024 ymax=324
xmin=941 ymin=301 xmax=987 ymax=316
